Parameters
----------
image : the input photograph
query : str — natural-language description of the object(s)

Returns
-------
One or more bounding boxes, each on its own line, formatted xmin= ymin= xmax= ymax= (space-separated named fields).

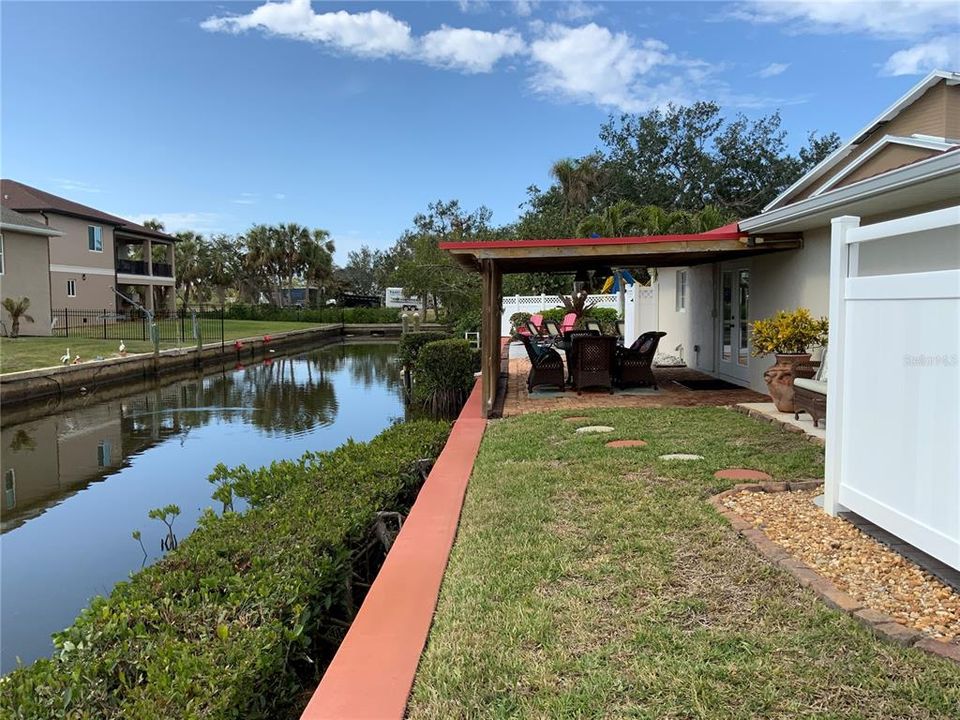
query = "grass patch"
xmin=408 ymin=407 xmax=960 ymax=719
xmin=0 ymin=320 xmax=336 ymax=374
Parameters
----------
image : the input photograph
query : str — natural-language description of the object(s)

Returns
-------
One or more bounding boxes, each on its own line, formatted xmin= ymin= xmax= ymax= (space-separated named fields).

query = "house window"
xmin=675 ymin=270 xmax=688 ymax=312
xmin=88 ymin=225 xmax=103 ymax=252
xmin=0 ymin=232 xmax=5 ymax=274
xmin=4 ymin=468 xmax=14 ymax=510
xmin=66 ymin=279 xmax=77 ymax=297
xmin=97 ymin=441 xmax=112 ymax=468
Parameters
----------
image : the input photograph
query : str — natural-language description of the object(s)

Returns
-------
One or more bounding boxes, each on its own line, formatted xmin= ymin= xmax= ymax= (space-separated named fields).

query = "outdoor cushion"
xmin=794 ymin=378 xmax=827 ymax=395
xmin=816 ymin=351 xmax=828 ymax=382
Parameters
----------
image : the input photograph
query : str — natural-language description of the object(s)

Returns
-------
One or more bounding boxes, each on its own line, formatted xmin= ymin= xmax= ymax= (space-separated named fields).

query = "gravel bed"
xmin=723 ymin=488 xmax=960 ymax=643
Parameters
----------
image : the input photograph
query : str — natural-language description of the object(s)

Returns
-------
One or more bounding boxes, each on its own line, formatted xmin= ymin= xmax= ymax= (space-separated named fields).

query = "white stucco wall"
xmin=651 ymin=266 xmax=717 ymax=372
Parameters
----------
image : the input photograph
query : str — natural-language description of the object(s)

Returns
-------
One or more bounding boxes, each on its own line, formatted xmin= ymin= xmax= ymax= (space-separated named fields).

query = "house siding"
xmin=0 ymin=229 xmax=53 ymax=336
xmin=785 ymin=80 xmax=958 ymax=204
xmin=836 ymin=144 xmax=940 ymax=188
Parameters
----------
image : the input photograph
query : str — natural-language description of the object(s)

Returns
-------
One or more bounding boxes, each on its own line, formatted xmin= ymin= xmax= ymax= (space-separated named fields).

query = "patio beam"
xmin=480 ymin=259 xmax=502 ymax=416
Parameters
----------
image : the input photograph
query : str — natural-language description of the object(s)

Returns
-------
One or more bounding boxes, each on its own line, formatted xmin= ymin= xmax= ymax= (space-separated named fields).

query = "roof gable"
xmin=0 ymin=179 xmax=178 ymax=241
xmin=764 ymin=70 xmax=960 ymax=213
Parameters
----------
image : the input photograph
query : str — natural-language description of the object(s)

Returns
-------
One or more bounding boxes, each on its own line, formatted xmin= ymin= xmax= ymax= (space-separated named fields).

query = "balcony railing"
xmin=115 ymin=259 xmax=173 ymax=277
xmin=116 ymin=259 xmax=148 ymax=275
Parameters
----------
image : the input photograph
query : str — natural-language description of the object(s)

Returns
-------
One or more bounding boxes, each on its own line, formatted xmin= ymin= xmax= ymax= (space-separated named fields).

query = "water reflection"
xmin=0 ymin=342 xmax=403 ymax=673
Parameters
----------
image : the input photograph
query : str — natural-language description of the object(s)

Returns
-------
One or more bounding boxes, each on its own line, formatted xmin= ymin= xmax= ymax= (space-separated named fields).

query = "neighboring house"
xmin=0 ymin=206 xmax=63 ymax=336
xmin=648 ymin=69 xmax=960 ymax=393
xmin=0 ymin=180 xmax=178 ymax=317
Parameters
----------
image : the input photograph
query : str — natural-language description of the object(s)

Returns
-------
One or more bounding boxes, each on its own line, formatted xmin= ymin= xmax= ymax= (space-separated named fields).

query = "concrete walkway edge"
xmin=300 ymin=379 xmax=486 ymax=719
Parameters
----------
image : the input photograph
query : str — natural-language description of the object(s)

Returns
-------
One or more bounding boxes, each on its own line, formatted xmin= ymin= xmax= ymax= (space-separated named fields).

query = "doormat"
xmin=673 ymin=378 xmax=744 ymax=391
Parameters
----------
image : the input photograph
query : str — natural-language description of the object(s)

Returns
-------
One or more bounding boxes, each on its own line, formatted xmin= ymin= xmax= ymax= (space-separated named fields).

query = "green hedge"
xmin=398 ymin=331 xmax=450 ymax=367
xmin=1 ymin=420 xmax=452 ymax=720
xmin=224 ymin=303 xmax=402 ymax=324
xmin=540 ymin=306 xmax=620 ymax=333
xmin=412 ymin=339 xmax=479 ymax=416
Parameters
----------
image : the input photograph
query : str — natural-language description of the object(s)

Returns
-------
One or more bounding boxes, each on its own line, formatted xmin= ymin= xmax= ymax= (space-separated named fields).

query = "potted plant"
xmin=751 ymin=307 xmax=828 ymax=412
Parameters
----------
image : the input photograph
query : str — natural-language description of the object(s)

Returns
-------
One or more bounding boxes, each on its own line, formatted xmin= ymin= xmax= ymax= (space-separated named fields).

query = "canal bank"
xmin=0 ymin=323 xmax=445 ymax=407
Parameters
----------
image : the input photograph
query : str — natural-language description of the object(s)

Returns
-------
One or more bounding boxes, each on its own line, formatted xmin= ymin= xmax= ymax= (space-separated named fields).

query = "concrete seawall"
xmin=1 ymin=323 xmax=444 ymax=408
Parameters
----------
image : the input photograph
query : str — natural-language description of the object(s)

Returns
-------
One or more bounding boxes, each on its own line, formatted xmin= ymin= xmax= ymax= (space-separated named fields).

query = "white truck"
xmin=384 ymin=287 xmax=422 ymax=312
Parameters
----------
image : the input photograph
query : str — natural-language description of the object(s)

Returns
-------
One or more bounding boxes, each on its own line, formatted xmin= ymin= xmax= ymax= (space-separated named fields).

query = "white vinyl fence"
xmin=501 ymin=285 xmax=657 ymax=346
xmin=825 ymin=206 xmax=960 ymax=570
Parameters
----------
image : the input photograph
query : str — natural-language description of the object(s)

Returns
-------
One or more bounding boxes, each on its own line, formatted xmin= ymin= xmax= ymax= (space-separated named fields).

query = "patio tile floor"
xmin=504 ymin=346 xmax=766 ymax=417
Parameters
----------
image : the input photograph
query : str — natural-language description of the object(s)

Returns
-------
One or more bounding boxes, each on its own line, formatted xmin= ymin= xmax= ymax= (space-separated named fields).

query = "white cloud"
xmin=757 ymin=62 xmax=789 ymax=78
xmin=555 ymin=1 xmax=603 ymax=22
xmin=420 ymin=26 xmax=526 ymax=73
xmin=731 ymin=1 xmax=959 ymax=39
xmin=201 ymin=0 xmax=415 ymax=58
xmin=52 ymin=178 xmax=100 ymax=193
xmin=457 ymin=0 xmax=490 ymax=14
xmin=512 ymin=1 xmax=539 ymax=17
xmin=881 ymin=35 xmax=960 ymax=75
xmin=273 ymin=193 xmax=286 ymax=200
xmin=528 ymin=23 xmax=677 ymax=112
xmin=124 ymin=212 xmax=225 ymax=235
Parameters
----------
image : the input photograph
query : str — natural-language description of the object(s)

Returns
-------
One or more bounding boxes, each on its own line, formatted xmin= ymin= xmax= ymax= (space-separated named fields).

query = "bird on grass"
xmin=71 ymin=355 xmax=81 ymax=365
xmin=119 ymin=341 xmax=127 ymax=356
xmin=60 ymin=348 xmax=71 ymax=365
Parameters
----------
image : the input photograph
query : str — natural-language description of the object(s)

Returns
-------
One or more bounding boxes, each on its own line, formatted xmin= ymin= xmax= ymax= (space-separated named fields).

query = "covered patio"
xmin=441 ymin=224 xmax=801 ymax=417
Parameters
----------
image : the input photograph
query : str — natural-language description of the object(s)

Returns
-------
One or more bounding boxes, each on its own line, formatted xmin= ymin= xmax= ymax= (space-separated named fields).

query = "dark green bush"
xmin=397 ymin=331 xmax=450 ymax=367
xmin=412 ymin=339 xmax=479 ymax=415
xmin=508 ymin=311 xmax=533 ymax=332
xmin=539 ymin=306 xmax=620 ymax=333
xmin=451 ymin=307 xmax=482 ymax=336
xmin=1 ymin=421 xmax=451 ymax=720
xmin=224 ymin=303 xmax=401 ymax=324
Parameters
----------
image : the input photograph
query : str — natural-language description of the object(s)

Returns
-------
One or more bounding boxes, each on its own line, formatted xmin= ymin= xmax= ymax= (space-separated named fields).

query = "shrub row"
xmin=397 ymin=331 xmax=451 ymax=367
xmin=510 ymin=307 xmax=621 ymax=334
xmin=412 ymin=339 xmax=479 ymax=416
xmin=224 ymin=303 xmax=403 ymax=324
xmin=1 ymin=420 xmax=452 ymax=720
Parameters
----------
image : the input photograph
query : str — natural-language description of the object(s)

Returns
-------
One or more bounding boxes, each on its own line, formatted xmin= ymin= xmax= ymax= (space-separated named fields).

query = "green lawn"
xmin=0 ymin=319 xmax=338 ymax=374
xmin=408 ymin=407 xmax=960 ymax=719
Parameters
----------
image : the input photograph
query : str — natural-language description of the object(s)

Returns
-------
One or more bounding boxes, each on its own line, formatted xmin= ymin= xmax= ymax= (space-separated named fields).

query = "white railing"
xmin=826 ymin=206 xmax=959 ymax=570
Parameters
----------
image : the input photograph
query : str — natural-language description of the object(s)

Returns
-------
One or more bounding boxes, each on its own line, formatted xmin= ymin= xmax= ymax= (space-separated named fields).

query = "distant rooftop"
xmin=0 ymin=179 xmax=178 ymax=241
xmin=0 ymin=205 xmax=64 ymax=236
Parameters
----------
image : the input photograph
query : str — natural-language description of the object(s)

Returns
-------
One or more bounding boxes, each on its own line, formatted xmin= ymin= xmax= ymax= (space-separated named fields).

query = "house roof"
xmin=439 ymin=222 xmax=802 ymax=273
xmin=763 ymin=69 xmax=960 ymax=213
xmin=0 ymin=206 xmax=64 ymax=237
xmin=0 ymin=179 xmax=178 ymax=241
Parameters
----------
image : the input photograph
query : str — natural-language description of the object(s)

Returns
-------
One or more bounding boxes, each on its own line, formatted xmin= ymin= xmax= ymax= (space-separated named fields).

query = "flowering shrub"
xmin=750 ymin=307 xmax=828 ymax=357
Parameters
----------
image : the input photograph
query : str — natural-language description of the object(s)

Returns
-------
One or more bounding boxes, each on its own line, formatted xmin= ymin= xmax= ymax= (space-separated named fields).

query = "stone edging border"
xmin=731 ymin=404 xmax=825 ymax=447
xmin=709 ymin=482 xmax=960 ymax=665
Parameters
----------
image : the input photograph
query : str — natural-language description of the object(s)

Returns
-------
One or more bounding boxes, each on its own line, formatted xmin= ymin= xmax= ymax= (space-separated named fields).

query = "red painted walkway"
xmin=300 ymin=380 xmax=486 ymax=720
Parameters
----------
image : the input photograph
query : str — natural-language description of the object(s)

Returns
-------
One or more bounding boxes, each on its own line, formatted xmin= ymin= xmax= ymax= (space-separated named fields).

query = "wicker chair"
xmin=556 ymin=329 xmax=594 ymax=384
xmin=616 ymin=331 xmax=666 ymax=389
xmin=518 ymin=334 xmax=565 ymax=393
xmin=571 ymin=335 xmax=616 ymax=394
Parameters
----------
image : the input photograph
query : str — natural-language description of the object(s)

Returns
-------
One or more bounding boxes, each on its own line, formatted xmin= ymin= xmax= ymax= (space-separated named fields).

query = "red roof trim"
xmin=439 ymin=222 xmax=743 ymax=251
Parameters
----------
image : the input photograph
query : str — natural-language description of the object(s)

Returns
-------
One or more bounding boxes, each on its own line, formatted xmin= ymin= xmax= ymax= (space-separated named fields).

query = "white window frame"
xmin=88 ymin=225 xmax=103 ymax=252
xmin=66 ymin=279 xmax=77 ymax=297
xmin=0 ymin=232 xmax=4 ymax=274
xmin=675 ymin=270 xmax=688 ymax=312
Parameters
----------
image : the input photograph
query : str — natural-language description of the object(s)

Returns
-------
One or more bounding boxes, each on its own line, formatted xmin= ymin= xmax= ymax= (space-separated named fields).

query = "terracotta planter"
xmin=763 ymin=353 xmax=815 ymax=412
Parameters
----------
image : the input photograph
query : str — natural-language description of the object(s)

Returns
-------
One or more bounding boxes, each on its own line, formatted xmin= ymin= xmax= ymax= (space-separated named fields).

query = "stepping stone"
xmin=563 ymin=416 xmax=591 ymax=422
xmin=659 ymin=453 xmax=704 ymax=461
xmin=714 ymin=468 xmax=773 ymax=481
xmin=606 ymin=440 xmax=647 ymax=448
xmin=575 ymin=425 xmax=614 ymax=434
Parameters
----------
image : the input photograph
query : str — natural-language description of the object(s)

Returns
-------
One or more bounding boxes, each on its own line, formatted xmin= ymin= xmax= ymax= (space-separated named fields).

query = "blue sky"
xmin=3 ymin=1 xmax=958 ymax=261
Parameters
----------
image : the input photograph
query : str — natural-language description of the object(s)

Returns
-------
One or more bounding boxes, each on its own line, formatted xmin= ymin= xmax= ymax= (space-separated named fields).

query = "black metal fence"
xmin=51 ymin=306 xmax=224 ymax=344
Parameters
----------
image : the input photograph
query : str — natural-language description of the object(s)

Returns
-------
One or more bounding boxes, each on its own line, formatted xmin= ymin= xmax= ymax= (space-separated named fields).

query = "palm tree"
xmin=173 ymin=231 xmax=207 ymax=307
xmin=576 ymin=200 xmax=644 ymax=238
xmin=2 ymin=297 xmax=34 ymax=338
xmin=693 ymin=204 xmax=734 ymax=232
xmin=550 ymin=155 xmax=606 ymax=216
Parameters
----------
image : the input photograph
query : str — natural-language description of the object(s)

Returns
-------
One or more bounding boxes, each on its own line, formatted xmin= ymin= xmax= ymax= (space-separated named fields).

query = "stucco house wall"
xmin=1 ymin=228 xmax=53 ymax=336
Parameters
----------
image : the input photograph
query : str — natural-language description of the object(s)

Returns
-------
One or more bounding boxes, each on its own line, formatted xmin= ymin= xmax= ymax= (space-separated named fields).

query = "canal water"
xmin=0 ymin=342 xmax=405 ymax=674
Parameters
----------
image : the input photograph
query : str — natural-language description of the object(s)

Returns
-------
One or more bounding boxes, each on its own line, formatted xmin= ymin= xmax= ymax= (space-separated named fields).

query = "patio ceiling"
xmin=439 ymin=223 xmax=802 ymax=274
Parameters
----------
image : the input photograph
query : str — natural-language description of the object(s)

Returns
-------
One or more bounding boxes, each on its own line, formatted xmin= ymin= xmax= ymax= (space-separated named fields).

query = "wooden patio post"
xmin=480 ymin=259 xmax=502 ymax=416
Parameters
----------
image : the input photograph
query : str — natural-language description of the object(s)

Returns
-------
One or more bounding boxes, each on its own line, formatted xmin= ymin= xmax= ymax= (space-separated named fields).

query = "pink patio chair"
xmin=559 ymin=312 xmax=577 ymax=334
